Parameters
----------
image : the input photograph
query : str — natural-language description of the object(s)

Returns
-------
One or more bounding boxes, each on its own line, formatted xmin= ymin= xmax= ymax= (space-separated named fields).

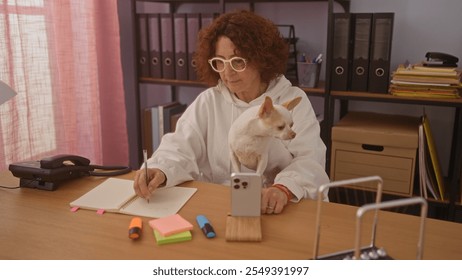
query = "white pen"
xmin=143 ymin=149 xmax=149 ymax=203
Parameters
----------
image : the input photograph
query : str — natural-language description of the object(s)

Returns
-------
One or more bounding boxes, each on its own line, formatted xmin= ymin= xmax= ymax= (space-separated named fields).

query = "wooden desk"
xmin=1 ymin=171 xmax=461 ymax=260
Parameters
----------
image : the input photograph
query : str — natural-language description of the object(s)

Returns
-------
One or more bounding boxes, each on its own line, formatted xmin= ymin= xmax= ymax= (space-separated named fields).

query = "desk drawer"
xmin=331 ymin=149 xmax=415 ymax=196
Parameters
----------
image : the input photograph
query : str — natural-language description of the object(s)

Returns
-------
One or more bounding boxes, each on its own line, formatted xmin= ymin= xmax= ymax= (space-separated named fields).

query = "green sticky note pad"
xmin=153 ymin=229 xmax=192 ymax=245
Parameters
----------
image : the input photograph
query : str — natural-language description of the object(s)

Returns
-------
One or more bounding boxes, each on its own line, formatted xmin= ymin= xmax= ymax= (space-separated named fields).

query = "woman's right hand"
xmin=133 ymin=167 xmax=166 ymax=200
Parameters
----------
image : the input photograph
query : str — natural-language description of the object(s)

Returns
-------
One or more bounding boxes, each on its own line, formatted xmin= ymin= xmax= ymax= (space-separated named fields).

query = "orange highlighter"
xmin=129 ymin=217 xmax=142 ymax=240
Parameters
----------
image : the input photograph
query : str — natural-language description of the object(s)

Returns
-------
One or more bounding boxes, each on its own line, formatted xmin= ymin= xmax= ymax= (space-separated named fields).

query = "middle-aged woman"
xmin=133 ymin=9 xmax=330 ymax=214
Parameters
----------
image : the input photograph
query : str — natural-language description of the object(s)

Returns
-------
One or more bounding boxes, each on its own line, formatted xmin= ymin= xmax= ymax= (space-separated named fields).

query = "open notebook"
xmin=70 ymin=177 xmax=197 ymax=218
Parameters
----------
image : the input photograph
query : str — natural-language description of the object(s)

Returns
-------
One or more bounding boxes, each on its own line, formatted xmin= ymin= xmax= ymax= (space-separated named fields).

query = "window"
xmin=0 ymin=1 xmax=128 ymax=169
xmin=1 ymin=1 xmax=57 ymax=160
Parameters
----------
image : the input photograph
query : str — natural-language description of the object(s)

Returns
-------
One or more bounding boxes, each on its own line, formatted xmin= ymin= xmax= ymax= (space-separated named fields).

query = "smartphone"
xmin=230 ymin=172 xmax=262 ymax=217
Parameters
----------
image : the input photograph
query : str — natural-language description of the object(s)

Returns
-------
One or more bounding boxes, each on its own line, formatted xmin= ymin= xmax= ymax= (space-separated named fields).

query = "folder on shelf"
xmin=148 ymin=13 xmax=162 ymax=79
xmin=330 ymin=13 xmax=352 ymax=91
xmin=350 ymin=13 xmax=372 ymax=92
xmin=368 ymin=13 xmax=394 ymax=93
xmin=162 ymin=102 xmax=187 ymax=135
xmin=174 ymin=13 xmax=188 ymax=81
xmin=143 ymin=107 xmax=153 ymax=156
xmin=200 ymin=13 xmax=217 ymax=30
xmin=170 ymin=112 xmax=183 ymax=132
xmin=187 ymin=13 xmax=200 ymax=81
xmin=143 ymin=102 xmax=187 ymax=155
xmin=424 ymin=145 xmax=441 ymax=200
xmin=161 ymin=13 xmax=175 ymax=79
xmin=422 ymin=114 xmax=445 ymax=200
xmin=418 ymin=123 xmax=428 ymax=199
xmin=418 ymin=122 xmax=441 ymax=200
xmin=157 ymin=101 xmax=183 ymax=138
xmin=143 ymin=106 xmax=160 ymax=155
xmin=136 ymin=14 xmax=150 ymax=78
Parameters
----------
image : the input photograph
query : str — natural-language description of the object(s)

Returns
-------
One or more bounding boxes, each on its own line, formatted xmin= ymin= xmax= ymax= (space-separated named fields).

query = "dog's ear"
xmin=258 ymin=96 xmax=274 ymax=118
xmin=282 ymin=96 xmax=302 ymax=111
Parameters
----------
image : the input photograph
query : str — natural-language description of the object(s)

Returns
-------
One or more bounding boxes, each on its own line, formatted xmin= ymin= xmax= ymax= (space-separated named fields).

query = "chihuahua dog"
xmin=228 ymin=96 xmax=302 ymax=184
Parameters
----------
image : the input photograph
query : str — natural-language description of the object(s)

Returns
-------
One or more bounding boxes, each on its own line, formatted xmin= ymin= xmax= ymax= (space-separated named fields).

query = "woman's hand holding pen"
xmin=133 ymin=168 xmax=166 ymax=200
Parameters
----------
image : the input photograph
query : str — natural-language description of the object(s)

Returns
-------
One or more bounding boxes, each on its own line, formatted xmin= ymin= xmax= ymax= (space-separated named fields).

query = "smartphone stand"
xmin=313 ymin=176 xmax=427 ymax=260
xmin=225 ymin=215 xmax=262 ymax=242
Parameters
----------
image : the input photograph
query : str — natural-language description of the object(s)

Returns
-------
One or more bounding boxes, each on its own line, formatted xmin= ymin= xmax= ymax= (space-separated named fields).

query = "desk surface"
xmin=1 ymin=171 xmax=461 ymax=260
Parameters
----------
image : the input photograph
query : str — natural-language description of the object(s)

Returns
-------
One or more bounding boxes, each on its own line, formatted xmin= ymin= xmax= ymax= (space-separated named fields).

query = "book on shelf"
xmin=170 ymin=112 xmax=183 ymax=132
xmin=424 ymin=154 xmax=441 ymax=200
xmin=143 ymin=101 xmax=187 ymax=155
xmin=417 ymin=114 xmax=445 ymax=201
xmin=418 ymin=122 xmax=441 ymax=200
xmin=69 ymin=177 xmax=197 ymax=218
xmin=161 ymin=102 xmax=187 ymax=135
xmin=143 ymin=107 xmax=157 ymax=156
xmin=418 ymin=123 xmax=427 ymax=199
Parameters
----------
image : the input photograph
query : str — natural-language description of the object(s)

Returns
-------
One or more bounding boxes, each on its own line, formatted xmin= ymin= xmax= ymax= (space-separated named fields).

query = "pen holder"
xmin=297 ymin=62 xmax=321 ymax=88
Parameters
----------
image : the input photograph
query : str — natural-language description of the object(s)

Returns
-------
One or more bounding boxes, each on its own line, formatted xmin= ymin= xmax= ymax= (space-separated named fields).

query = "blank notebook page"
xmin=120 ymin=187 xmax=197 ymax=218
xmin=69 ymin=177 xmax=135 ymax=211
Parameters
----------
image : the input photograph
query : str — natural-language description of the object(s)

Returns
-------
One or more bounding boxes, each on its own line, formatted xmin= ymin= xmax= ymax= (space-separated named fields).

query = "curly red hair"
xmin=194 ymin=10 xmax=289 ymax=86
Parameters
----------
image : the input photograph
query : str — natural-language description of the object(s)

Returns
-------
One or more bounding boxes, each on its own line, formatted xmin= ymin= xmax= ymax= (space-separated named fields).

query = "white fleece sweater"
xmin=146 ymin=75 xmax=330 ymax=201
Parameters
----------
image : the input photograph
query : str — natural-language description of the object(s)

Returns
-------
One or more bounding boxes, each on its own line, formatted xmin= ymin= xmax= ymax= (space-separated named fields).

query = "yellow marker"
xmin=129 ymin=217 xmax=142 ymax=240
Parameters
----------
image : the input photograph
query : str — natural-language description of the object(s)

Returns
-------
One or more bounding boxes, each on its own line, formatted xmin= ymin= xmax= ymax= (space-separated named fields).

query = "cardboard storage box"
xmin=331 ymin=111 xmax=420 ymax=196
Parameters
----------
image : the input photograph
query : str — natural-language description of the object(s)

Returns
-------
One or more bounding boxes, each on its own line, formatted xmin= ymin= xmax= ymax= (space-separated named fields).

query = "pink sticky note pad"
xmin=149 ymin=214 xmax=193 ymax=237
xmin=70 ymin=206 xmax=80 ymax=212
xmin=96 ymin=209 xmax=105 ymax=215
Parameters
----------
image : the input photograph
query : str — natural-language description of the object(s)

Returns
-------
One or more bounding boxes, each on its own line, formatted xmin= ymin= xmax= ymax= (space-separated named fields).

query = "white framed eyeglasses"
xmin=208 ymin=57 xmax=247 ymax=72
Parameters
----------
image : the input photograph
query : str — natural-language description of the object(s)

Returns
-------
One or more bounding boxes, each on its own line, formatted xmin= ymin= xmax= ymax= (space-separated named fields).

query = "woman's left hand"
xmin=261 ymin=186 xmax=289 ymax=214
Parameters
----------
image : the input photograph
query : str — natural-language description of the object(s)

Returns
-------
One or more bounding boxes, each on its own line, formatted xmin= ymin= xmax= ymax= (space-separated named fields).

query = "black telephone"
xmin=9 ymin=154 xmax=131 ymax=191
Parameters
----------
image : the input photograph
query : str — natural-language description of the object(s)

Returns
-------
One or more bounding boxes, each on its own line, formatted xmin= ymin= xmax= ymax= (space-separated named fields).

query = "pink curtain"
xmin=0 ymin=0 xmax=128 ymax=169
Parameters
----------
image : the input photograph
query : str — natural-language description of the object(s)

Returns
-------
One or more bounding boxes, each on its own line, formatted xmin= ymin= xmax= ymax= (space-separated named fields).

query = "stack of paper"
xmin=149 ymin=214 xmax=194 ymax=245
xmin=390 ymin=64 xmax=462 ymax=98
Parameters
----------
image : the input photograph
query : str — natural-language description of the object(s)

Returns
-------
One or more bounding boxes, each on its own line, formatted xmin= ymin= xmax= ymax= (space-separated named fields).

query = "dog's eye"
xmin=277 ymin=125 xmax=285 ymax=130
xmin=289 ymin=122 xmax=294 ymax=128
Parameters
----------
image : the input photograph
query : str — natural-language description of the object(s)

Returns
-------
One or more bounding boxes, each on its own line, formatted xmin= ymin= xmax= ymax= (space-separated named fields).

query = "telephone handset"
xmin=9 ymin=154 xmax=131 ymax=191
xmin=39 ymin=154 xmax=91 ymax=169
